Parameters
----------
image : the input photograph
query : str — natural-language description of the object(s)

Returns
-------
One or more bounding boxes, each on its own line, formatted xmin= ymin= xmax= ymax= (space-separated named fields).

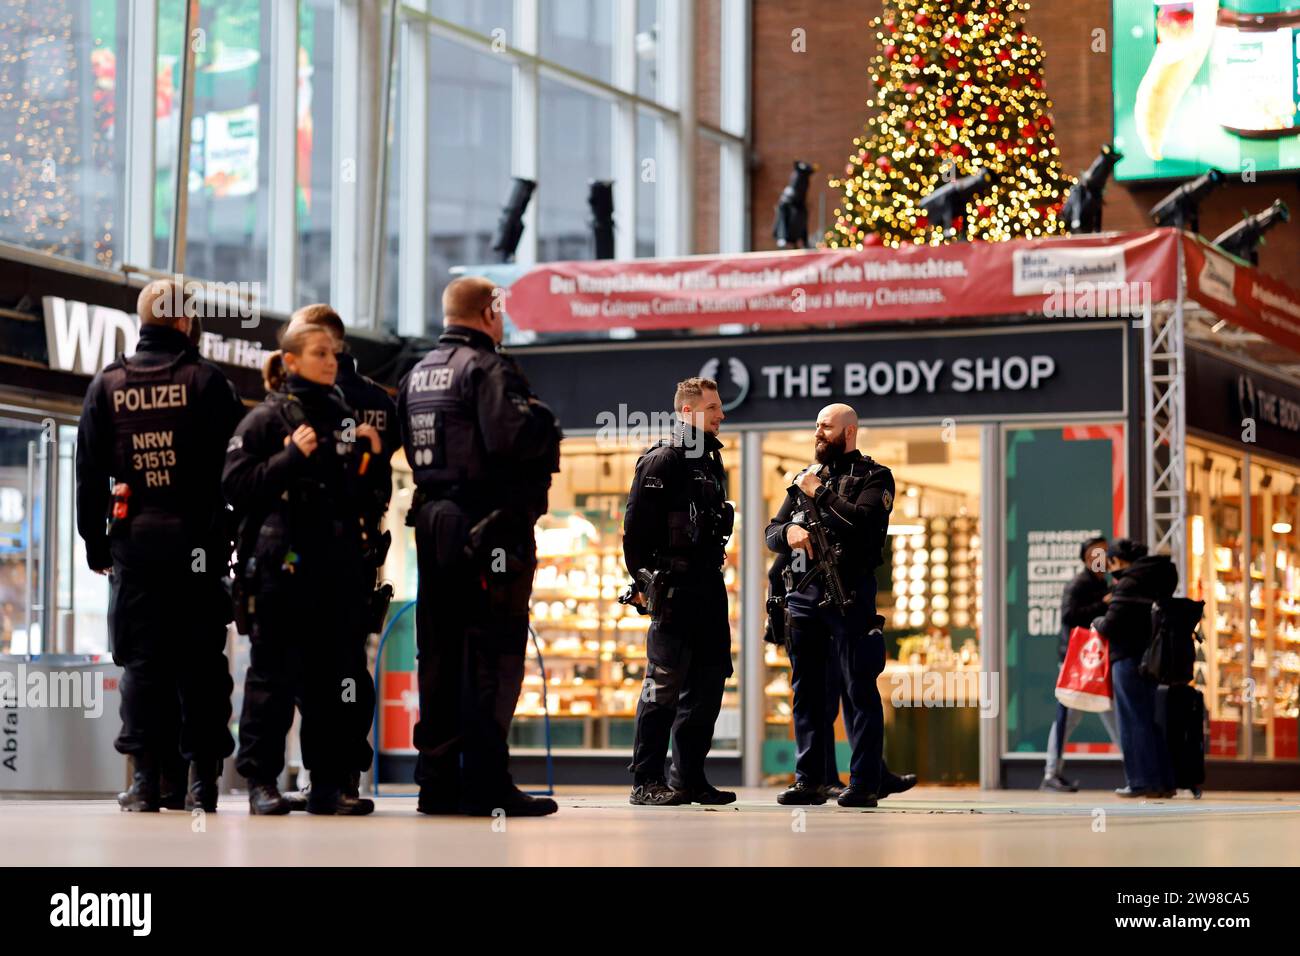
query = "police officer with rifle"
xmin=622 ymin=377 xmax=736 ymax=807
xmin=75 ymin=278 xmax=245 ymax=813
xmin=399 ymin=276 xmax=561 ymax=818
xmin=765 ymin=404 xmax=903 ymax=808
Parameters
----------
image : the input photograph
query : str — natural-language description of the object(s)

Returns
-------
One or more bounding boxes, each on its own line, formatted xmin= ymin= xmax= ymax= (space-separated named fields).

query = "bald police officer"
xmin=399 ymin=276 xmax=561 ymax=817
xmin=765 ymin=404 xmax=895 ymax=808
xmin=75 ymin=279 xmax=245 ymax=812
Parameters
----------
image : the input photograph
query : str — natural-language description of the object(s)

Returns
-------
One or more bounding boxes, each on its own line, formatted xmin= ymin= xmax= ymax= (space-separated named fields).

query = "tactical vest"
xmin=640 ymin=438 xmax=731 ymax=569
xmin=403 ymin=337 xmax=485 ymax=488
xmin=101 ymin=351 xmax=203 ymax=516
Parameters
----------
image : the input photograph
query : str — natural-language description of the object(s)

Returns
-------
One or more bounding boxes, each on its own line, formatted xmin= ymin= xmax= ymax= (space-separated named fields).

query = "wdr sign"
xmin=42 ymin=297 xmax=139 ymax=375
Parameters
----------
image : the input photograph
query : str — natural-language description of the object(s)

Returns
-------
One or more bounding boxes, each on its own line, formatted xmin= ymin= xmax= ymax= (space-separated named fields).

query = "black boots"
xmin=249 ymin=781 xmax=292 ymax=815
xmin=462 ymin=785 xmax=557 ymax=817
xmin=283 ymin=769 xmax=364 ymax=812
xmin=158 ymin=758 xmax=189 ymax=811
xmin=777 ymin=779 xmax=828 ymax=806
xmin=185 ymin=759 xmax=223 ymax=812
xmin=118 ymin=755 xmax=160 ymax=812
xmin=306 ymin=778 xmax=375 ymax=816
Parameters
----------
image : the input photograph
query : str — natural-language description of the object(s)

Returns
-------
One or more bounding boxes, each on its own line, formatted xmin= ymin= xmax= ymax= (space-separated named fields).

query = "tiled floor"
xmin=4 ymin=787 xmax=1299 ymax=866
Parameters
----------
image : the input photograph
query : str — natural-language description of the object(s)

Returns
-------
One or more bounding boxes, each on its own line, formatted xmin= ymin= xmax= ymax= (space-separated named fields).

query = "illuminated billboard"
xmin=1113 ymin=0 xmax=1300 ymax=181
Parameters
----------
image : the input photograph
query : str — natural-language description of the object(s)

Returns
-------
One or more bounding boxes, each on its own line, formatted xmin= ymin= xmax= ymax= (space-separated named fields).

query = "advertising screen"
xmin=1113 ymin=0 xmax=1300 ymax=181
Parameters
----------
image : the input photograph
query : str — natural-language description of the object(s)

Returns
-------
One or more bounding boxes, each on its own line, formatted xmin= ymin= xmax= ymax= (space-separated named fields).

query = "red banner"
xmin=505 ymin=229 xmax=1182 ymax=334
xmin=1182 ymin=234 xmax=1300 ymax=357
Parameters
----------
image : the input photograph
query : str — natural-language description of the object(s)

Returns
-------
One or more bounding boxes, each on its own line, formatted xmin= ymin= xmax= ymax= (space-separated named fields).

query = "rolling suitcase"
xmin=1155 ymin=683 xmax=1207 ymax=798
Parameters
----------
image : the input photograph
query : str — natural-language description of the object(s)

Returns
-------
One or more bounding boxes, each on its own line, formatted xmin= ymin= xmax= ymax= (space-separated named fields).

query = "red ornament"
xmin=985 ymin=105 xmax=1002 ymax=121
xmin=1020 ymin=121 xmax=1038 ymax=138
xmin=944 ymin=33 xmax=961 ymax=49
xmin=1040 ymin=116 xmax=1053 ymax=131
xmin=1008 ymin=76 xmax=1022 ymax=89
xmin=876 ymin=155 xmax=892 ymax=171
xmin=997 ymin=49 xmax=1011 ymax=62
xmin=911 ymin=54 xmax=925 ymax=67
xmin=945 ymin=55 xmax=959 ymax=70
xmin=884 ymin=44 xmax=898 ymax=59
xmin=915 ymin=13 xmax=931 ymax=27
xmin=949 ymin=143 xmax=966 ymax=158
xmin=976 ymin=204 xmax=992 ymax=217
xmin=983 ymin=22 xmax=995 ymax=35
xmin=954 ymin=13 xmax=967 ymax=26
xmin=947 ymin=114 xmax=964 ymax=128
xmin=995 ymin=140 xmax=1012 ymax=154
xmin=884 ymin=19 xmax=896 ymax=32
xmin=916 ymin=215 xmax=930 ymax=229
xmin=1029 ymin=74 xmax=1042 ymax=88
xmin=903 ymin=120 xmax=915 ymax=131
xmin=862 ymin=232 xmax=883 ymax=246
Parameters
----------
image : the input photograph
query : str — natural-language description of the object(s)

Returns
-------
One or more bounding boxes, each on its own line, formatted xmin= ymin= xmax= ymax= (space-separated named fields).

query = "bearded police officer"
xmin=399 ymin=276 xmax=561 ymax=818
xmin=276 ymin=305 xmax=398 ymax=810
xmin=765 ymin=404 xmax=902 ymax=808
xmin=75 ymin=278 xmax=245 ymax=812
xmin=624 ymin=377 xmax=736 ymax=806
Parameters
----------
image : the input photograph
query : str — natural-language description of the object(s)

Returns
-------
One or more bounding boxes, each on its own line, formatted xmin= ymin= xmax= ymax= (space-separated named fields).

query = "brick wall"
xmin=748 ymin=0 xmax=1300 ymax=286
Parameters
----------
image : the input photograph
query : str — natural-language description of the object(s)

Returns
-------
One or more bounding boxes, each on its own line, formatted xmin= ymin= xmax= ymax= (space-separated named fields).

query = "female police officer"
xmin=222 ymin=322 xmax=384 ymax=815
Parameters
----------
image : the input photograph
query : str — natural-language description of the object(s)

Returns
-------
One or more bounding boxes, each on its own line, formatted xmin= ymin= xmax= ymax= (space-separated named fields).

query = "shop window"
xmin=1193 ymin=443 xmax=1300 ymax=761
xmin=635 ymin=109 xmax=659 ymax=258
xmin=761 ymin=426 xmax=984 ymax=784
xmin=427 ymin=0 xmax=512 ymax=38
xmin=0 ymin=0 xmax=129 ymax=268
xmin=636 ymin=0 xmax=661 ymax=101
xmin=376 ymin=437 xmax=743 ymax=756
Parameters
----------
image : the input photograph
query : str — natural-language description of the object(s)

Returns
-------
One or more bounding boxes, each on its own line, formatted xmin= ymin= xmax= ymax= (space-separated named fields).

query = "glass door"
xmin=0 ymin=415 xmax=90 ymax=657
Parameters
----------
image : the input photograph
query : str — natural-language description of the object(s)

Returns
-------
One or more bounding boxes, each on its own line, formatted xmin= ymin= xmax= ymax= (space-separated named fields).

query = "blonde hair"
xmin=674 ymin=377 xmax=718 ymax=413
xmin=263 ymin=322 xmax=334 ymax=393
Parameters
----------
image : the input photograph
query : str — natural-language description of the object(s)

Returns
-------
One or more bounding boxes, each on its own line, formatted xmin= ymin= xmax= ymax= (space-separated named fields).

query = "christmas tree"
xmin=826 ymin=0 xmax=1074 ymax=248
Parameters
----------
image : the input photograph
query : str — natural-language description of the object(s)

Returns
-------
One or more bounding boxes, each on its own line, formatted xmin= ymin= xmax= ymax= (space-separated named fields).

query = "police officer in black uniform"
xmin=765 ymin=404 xmax=897 ymax=808
xmin=624 ymin=377 xmax=736 ymax=806
xmin=276 ymin=306 xmax=398 ymax=810
xmin=75 ymin=278 xmax=245 ymax=812
xmin=223 ymin=322 xmax=386 ymax=815
xmin=399 ymin=276 xmax=561 ymax=818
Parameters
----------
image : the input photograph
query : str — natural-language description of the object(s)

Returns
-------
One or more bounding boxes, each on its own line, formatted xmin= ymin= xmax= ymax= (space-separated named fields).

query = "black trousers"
xmin=235 ymin=555 xmax=372 ymax=786
xmin=629 ymin=571 xmax=732 ymax=790
xmin=411 ymin=500 xmax=535 ymax=801
xmin=787 ymin=575 xmax=885 ymax=792
xmin=109 ymin=566 xmax=234 ymax=765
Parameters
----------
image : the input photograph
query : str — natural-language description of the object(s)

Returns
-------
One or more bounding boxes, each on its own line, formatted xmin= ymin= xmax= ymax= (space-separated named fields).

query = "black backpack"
xmin=1140 ymin=597 xmax=1205 ymax=684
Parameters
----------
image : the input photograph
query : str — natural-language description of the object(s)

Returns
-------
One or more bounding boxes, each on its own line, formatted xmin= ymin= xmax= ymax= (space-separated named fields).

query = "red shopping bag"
xmin=1054 ymin=626 xmax=1113 ymax=712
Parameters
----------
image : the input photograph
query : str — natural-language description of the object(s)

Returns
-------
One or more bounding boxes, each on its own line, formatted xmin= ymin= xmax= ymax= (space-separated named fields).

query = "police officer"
xmin=624 ymin=377 xmax=736 ymax=806
xmin=766 ymin=549 xmax=916 ymax=802
xmin=275 ymin=306 xmax=398 ymax=810
xmin=399 ymin=276 xmax=561 ymax=818
xmin=223 ymin=322 xmax=385 ymax=815
xmin=765 ymin=403 xmax=896 ymax=808
xmin=75 ymin=278 xmax=245 ymax=812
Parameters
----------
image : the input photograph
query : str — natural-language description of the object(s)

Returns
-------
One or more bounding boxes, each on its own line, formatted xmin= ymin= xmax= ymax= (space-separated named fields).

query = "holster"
xmin=463 ymin=508 xmax=531 ymax=572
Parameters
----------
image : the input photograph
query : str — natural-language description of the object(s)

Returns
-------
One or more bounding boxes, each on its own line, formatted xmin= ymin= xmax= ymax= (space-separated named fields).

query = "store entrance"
xmin=761 ymin=425 xmax=984 ymax=784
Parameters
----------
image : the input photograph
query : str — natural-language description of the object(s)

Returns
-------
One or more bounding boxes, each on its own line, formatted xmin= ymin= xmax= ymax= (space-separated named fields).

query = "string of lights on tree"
xmin=0 ymin=0 xmax=118 ymax=267
xmin=826 ymin=0 xmax=1075 ymax=248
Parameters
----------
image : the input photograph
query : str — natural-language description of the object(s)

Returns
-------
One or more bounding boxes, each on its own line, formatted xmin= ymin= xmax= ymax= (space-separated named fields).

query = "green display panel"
xmin=1005 ymin=428 xmax=1118 ymax=753
xmin=1112 ymin=0 xmax=1300 ymax=181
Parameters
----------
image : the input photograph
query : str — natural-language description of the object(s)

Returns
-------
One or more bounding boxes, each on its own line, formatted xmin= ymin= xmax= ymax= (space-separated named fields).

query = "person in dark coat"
xmin=1042 ymin=535 xmax=1120 ymax=792
xmin=1093 ymin=538 xmax=1178 ymax=798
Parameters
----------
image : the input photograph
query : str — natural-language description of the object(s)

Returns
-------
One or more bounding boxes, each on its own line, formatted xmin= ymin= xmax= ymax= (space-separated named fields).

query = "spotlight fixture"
xmin=920 ymin=169 xmax=996 ymax=239
xmin=588 ymin=180 xmax=616 ymax=260
xmin=1212 ymin=199 xmax=1290 ymax=266
xmin=1148 ymin=168 xmax=1226 ymax=233
xmin=491 ymin=177 xmax=537 ymax=263
xmin=773 ymin=160 xmax=815 ymax=248
xmin=1061 ymin=144 xmax=1123 ymax=234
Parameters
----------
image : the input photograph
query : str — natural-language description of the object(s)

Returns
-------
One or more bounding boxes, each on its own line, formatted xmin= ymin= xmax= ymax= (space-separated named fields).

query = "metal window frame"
xmin=267 ymin=0 xmax=301 ymax=313
xmin=333 ymin=0 xmax=363 ymax=322
xmin=122 ymin=0 xmax=158 ymax=270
